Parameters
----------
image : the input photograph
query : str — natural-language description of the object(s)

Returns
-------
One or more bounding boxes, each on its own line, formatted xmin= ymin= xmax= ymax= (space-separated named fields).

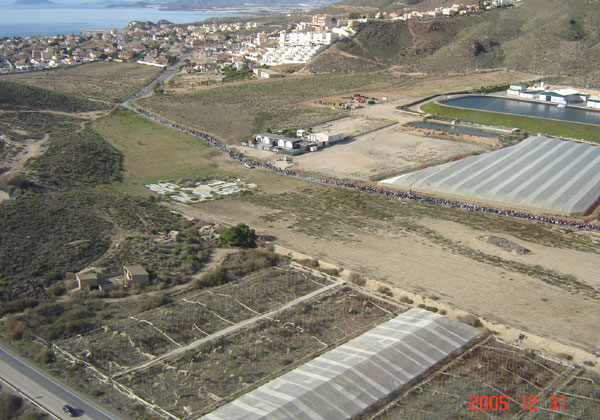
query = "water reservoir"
xmin=408 ymin=121 xmax=501 ymax=138
xmin=438 ymin=95 xmax=600 ymax=126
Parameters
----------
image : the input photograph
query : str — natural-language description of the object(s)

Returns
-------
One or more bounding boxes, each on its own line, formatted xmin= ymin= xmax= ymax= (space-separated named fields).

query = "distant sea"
xmin=0 ymin=0 xmax=238 ymax=37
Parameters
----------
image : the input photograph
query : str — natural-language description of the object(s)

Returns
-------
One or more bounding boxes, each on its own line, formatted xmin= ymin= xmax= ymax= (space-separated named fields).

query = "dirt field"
xmin=294 ymin=114 xmax=490 ymax=181
xmin=280 ymin=70 xmax=534 ymax=181
xmin=372 ymin=336 xmax=599 ymax=420
xmin=118 ymin=286 xmax=403 ymax=418
xmin=165 ymin=186 xmax=600 ymax=359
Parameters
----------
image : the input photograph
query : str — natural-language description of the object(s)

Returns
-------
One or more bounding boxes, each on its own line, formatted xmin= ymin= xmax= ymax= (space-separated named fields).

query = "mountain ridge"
xmin=308 ymin=0 xmax=600 ymax=88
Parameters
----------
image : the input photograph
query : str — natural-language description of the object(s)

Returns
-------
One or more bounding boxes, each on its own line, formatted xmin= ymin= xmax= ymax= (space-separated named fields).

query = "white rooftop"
xmin=380 ymin=136 xmax=600 ymax=216
xmin=199 ymin=309 xmax=479 ymax=420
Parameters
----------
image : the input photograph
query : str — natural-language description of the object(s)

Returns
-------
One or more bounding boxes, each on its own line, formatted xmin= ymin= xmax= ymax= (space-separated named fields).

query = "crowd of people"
xmin=131 ymin=106 xmax=600 ymax=233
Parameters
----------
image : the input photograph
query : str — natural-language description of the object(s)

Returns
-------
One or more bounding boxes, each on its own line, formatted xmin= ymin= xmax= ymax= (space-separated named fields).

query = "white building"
xmin=252 ymin=68 xmax=283 ymax=79
xmin=587 ymin=95 xmax=600 ymax=109
xmin=310 ymin=132 xmax=344 ymax=145
xmin=279 ymin=31 xmax=337 ymax=47
xmin=507 ymin=83 xmax=528 ymax=95
xmin=259 ymin=30 xmax=338 ymax=66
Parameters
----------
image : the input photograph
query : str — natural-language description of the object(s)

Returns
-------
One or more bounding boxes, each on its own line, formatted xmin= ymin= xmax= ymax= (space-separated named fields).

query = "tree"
xmin=219 ymin=223 xmax=257 ymax=248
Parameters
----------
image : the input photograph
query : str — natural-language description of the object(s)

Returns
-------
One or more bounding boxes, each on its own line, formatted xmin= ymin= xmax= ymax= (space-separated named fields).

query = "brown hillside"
xmin=308 ymin=0 xmax=600 ymax=87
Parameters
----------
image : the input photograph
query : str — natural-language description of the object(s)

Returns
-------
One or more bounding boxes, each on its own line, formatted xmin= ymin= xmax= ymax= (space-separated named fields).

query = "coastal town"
xmin=0 ymin=0 xmax=517 ymax=74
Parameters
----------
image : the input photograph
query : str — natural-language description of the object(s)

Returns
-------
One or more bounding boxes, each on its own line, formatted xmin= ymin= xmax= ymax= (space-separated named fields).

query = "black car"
xmin=62 ymin=404 xmax=76 ymax=417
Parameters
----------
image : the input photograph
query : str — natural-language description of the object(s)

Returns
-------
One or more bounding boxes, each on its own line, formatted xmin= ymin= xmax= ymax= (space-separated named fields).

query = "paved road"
xmin=122 ymin=53 xmax=190 ymax=109
xmin=0 ymin=343 xmax=127 ymax=420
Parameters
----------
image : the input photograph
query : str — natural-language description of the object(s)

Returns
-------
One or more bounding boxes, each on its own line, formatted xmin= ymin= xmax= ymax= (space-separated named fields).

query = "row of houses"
xmin=507 ymin=83 xmax=600 ymax=107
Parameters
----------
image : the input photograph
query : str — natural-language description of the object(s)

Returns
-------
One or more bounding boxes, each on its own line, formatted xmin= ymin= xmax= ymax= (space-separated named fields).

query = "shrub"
xmin=4 ymin=315 xmax=26 ymax=341
xmin=457 ymin=314 xmax=483 ymax=328
xmin=322 ymin=268 xmax=339 ymax=276
xmin=34 ymin=348 xmax=54 ymax=364
xmin=193 ymin=267 xmax=228 ymax=289
xmin=348 ymin=272 xmax=366 ymax=286
xmin=0 ymin=392 xmax=23 ymax=417
xmin=377 ymin=285 xmax=393 ymax=297
xmin=219 ymin=223 xmax=257 ymax=248
xmin=400 ymin=296 xmax=414 ymax=305
xmin=297 ymin=258 xmax=319 ymax=269
xmin=193 ymin=248 xmax=280 ymax=289
xmin=7 ymin=174 xmax=33 ymax=190
xmin=46 ymin=283 xmax=66 ymax=298
xmin=0 ymin=298 xmax=39 ymax=317
xmin=557 ymin=353 xmax=573 ymax=361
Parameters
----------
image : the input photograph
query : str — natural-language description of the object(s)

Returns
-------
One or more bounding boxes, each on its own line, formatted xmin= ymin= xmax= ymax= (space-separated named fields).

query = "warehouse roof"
xmin=380 ymin=136 xmax=600 ymax=216
xmin=199 ymin=309 xmax=479 ymax=420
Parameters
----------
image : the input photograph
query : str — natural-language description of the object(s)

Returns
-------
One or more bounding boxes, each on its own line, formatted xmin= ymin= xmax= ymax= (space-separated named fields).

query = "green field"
xmin=137 ymin=72 xmax=398 ymax=143
xmin=421 ymin=101 xmax=600 ymax=143
xmin=0 ymin=62 xmax=161 ymax=103
xmin=92 ymin=108 xmax=237 ymax=194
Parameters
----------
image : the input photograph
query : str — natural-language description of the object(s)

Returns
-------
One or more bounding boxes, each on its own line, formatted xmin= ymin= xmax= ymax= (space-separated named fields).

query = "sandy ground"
xmin=293 ymin=114 xmax=490 ymax=181
xmin=421 ymin=217 xmax=600 ymax=290
xmin=0 ymin=133 xmax=50 ymax=182
xmin=311 ymin=116 xmax=394 ymax=138
xmin=0 ymin=191 xmax=9 ymax=201
xmin=166 ymin=198 xmax=600 ymax=360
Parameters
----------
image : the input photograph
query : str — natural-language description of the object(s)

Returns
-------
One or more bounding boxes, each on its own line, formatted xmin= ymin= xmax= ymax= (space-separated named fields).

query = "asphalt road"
xmin=0 ymin=344 xmax=127 ymax=420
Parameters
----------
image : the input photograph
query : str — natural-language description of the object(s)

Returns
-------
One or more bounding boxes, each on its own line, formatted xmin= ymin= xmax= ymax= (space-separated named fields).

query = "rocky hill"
xmin=308 ymin=0 xmax=600 ymax=87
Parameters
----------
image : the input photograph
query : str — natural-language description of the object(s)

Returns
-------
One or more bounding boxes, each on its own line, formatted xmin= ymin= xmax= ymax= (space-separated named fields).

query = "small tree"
xmin=219 ymin=223 xmax=257 ymax=248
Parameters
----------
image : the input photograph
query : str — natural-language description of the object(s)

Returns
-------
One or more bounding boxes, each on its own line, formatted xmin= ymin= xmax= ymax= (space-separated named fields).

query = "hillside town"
xmin=0 ymin=0 xmax=516 ymax=74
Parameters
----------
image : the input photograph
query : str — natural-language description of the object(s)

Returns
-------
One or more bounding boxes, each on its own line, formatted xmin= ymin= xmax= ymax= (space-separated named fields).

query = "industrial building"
xmin=200 ymin=309 xmax=480 ymax=420
xmin=380 ymin=136 xmax=600 ymax=217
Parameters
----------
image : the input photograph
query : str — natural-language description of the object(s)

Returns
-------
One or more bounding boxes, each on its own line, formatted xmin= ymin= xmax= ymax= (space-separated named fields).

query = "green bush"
xmin=219 ymin=223 xmax=257 ymax=248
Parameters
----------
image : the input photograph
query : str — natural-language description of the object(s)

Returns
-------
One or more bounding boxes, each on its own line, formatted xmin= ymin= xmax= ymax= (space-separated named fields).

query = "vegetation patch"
xmin=422 ymin=101 xmax=600 ymax=143
xmin=0 ymin=111 xmax=82 ymax=142
xmin=219 ymin=223 xmax=257 ymax=248
xmin=0 ymin=387 xmax=47 ymax=420
xmin=0 ymin=81 xmax=107 ymax=112
xmin=244 ymin=183 xmax=599 ymax=253
xmin=117 ymin=286 xmax=401 ymax=418
xmin=0 ymin=190 xmax=182 ymax=302
xmin=26 ymin=128 xmax=123 ymax=187
xmin=138 ymin=72 xmax=397 ymax=143
xmin=1 ymin=62 xmax=162 ymax=103
xmin=92 ymin=109 xmax=234 ymax=195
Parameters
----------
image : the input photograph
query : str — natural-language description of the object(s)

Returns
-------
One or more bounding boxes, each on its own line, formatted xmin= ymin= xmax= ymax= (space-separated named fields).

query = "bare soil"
xmin=58 ymin=265 xmax=330 ymax=374
xmin=372 ymin=337 xmax=590 ymax=420
xmin=294 ymin=114 xmax=490 ymax=181
xmin=165 ymin=195 xmax=600 ymax=356
xmin=118 ymin=285 xmax=403 ymax=419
